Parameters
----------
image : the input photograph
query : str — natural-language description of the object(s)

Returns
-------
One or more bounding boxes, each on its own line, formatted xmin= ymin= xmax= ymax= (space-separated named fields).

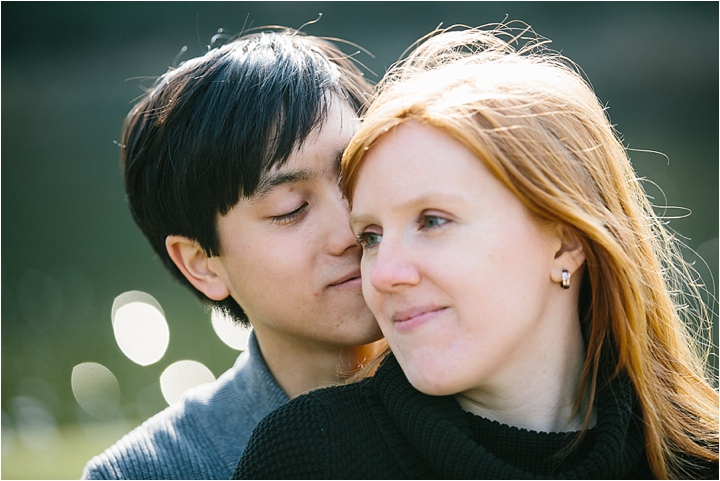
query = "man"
xmin=82 ymin=28 xmax=382 ymax=479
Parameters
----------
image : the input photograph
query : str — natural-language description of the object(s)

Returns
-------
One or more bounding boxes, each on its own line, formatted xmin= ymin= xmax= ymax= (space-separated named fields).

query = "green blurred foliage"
xmin=2 ymin=2 xmax=717 ymax=478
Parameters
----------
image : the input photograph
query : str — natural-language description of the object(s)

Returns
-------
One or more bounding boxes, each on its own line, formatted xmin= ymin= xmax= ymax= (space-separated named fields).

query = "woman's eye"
xmin=420 ymin=215 xmax=447 ymax=230
xmin=357 ymin=231 xmax=382 ymax=249
xmin=271 ymin=203 xmax=308 ymax=224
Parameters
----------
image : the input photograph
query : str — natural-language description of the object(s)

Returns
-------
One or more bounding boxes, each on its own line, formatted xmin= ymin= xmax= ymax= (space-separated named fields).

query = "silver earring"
xmin=561 ymin=269 xmax=571 ymax=289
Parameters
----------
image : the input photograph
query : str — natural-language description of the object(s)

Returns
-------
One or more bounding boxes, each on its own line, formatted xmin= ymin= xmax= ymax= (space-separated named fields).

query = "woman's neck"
xmin=455 ymin=307 xmax=590 ymax=433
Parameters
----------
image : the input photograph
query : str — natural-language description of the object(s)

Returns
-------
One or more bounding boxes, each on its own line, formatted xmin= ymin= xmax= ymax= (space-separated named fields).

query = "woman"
xmin=235 ymin=23 xmax=718 ymax=479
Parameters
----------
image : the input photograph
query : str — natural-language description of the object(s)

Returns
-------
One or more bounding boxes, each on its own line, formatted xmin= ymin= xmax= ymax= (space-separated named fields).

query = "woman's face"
xmin=350 ymin=121 xmax=566 ymax=398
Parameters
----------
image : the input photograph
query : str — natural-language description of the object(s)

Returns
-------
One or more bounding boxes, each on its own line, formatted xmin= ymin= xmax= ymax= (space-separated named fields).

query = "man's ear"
xmin=550 ymin=226 xmax=586 ymax=284
xmin=165 ymin=235 xmax=230 ymax=301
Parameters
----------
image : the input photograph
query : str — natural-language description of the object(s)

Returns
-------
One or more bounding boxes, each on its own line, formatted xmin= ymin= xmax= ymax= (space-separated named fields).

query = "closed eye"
xmin=271 ymin=203 xmax=308 ymax=224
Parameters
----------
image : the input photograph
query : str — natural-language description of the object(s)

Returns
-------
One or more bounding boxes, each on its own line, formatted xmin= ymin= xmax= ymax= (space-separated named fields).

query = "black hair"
xmin=121 ymin=28 xmax=373 ymax=326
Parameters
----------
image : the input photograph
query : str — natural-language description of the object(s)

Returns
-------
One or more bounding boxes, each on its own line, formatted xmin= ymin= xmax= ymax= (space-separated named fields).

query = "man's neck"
xmin=252 ymin=327 xmax=380 ymax=398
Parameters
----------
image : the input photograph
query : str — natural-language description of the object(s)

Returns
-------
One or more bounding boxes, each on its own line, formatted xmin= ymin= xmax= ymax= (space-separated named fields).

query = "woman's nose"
xmin=368 ymin=235 xmax=421 ymax=293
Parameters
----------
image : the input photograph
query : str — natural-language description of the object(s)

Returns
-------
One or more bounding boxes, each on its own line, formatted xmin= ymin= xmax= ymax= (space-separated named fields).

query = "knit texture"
xmin=235 ymin=353 xmax=669 ymax=479
xmin=82 ymin=332 xmax=288 ymax=479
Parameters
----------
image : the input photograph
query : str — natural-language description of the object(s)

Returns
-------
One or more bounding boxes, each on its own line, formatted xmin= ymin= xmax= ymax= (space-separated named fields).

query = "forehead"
xmin=250 ymin=99 xmax=359 ymax=201
xmin=357 ymin=122 xmax=478 ymax=184
xmin=350 ymin=122 xmax=483 ymax=215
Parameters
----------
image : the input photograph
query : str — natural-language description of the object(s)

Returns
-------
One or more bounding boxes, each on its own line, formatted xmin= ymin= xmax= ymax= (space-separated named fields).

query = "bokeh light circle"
xmin=111 ymin=291 xmax=169 ymax=366
xmin=211 ymin=309 xmax=252 ymax=351
xmin=159 ymin=360 xmax=215 ymax=406
xmin=10 ymin=396 xmax=60 ymax=452
xmin=71 ymin=362 xmax=121 ymax=420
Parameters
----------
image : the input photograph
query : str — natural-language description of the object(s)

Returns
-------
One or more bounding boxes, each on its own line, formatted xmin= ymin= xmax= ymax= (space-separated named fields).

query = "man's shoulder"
xmin=82 ymin=401 xmax=201 ymax=479
xmin=82 ymin=349 xmax=287 ymax=479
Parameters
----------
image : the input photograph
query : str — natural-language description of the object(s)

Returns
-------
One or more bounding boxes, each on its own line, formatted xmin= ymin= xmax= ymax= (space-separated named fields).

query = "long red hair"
xmin=342 ymin=23 xmax=718 ymax=478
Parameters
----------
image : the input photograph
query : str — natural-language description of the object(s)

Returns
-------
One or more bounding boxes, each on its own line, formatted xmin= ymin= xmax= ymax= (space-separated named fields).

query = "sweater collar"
xmin=372 ymin=353 xmax=644 ymax=479
xmin=234 ymin=330 xmax=289 ymax=418
xmin=180 ymin=330 xmax=289 ymax=476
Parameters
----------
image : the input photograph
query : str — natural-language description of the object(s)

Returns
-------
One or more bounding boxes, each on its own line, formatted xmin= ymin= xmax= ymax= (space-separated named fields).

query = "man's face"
xmin=209 ymin=98 xmax=381 ymax=349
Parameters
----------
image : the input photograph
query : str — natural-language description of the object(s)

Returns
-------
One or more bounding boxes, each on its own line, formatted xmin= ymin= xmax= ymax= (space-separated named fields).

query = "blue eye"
xmin=421 ymin=215 xmax=447 ymax=230
xmin=271 ymin=203 xmax=308 ymax=224
xmin=357 ymin=232 xmax=382 ymax=249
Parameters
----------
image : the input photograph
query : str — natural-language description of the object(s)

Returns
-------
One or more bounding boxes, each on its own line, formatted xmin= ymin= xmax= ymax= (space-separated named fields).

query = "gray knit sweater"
xmin=82 ymin=332 xmax=288 ymax=479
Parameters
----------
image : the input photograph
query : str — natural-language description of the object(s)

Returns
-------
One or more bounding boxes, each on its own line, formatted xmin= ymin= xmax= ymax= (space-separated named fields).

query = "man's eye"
xmin=271 ymin=203 xmax=308 ymax=224
xmin=357 ymin=232 xmax=382 ymax=249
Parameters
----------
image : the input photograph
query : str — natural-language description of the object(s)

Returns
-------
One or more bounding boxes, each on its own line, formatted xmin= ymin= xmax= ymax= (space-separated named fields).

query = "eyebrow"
xmin=250 ymin=169 xmax=313 ymax=204
xmin=249 ymin=150 xmax=343 ymax=204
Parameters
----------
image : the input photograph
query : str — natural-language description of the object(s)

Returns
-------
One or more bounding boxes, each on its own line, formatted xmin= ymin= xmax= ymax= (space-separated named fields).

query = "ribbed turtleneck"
xmin=373 ymin=353 xmax=646 ymax=479
xmin=465 ymin=411 xmax=597 ymax=475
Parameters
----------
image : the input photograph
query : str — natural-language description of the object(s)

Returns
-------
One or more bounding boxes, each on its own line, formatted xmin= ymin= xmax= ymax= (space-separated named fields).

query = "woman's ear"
xmin=550 ymin=226 xmax=586 ymax=284
xmin=165 ymin=235 xmax=230 ymax=301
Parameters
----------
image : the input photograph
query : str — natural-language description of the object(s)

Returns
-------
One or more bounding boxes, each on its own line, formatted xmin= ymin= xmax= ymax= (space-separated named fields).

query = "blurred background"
xmin=2 ymin=2 xmax=717 ymax=478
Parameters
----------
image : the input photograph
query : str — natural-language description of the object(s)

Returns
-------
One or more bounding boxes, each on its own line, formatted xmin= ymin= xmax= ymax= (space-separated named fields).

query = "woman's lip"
xmin=392 ymin=305 xmax=447 ymax=323
xmin=390 ymin=306 xmax=448 ymax=332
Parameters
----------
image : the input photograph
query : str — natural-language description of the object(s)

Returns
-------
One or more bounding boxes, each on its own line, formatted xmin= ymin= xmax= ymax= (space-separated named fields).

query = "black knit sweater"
xmin=235 ymin=354 xmax=712 ymax=479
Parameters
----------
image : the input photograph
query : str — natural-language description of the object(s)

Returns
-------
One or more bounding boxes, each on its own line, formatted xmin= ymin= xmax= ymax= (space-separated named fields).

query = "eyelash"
xmin=356 ymin=214 xmax=449 ymax=249
xmin=419 ymin=214 xmax=448 ymax=230
xmin=357 ymin=232 xmax=381 ymax=249
xmin=271 ymin=203 xmax=308 ymax=224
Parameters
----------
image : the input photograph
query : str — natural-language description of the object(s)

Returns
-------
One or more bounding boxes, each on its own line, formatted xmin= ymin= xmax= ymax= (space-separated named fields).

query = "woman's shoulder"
xmin=234 ymin=378 xmax=376 ymax=479
xmin=255 ymin=377 xmax=373 ymax=438
xmin=273 ymin=376 xmax=373 ymax=418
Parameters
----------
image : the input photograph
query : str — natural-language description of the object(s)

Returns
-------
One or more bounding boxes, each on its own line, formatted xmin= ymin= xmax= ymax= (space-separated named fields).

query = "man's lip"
xmin=392 ymin=305 xmax=446 ymax=323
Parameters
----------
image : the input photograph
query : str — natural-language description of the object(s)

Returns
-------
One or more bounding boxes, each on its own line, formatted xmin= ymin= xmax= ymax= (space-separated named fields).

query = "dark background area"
xmin=2 ymin=2 xmax=717 ymax=478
